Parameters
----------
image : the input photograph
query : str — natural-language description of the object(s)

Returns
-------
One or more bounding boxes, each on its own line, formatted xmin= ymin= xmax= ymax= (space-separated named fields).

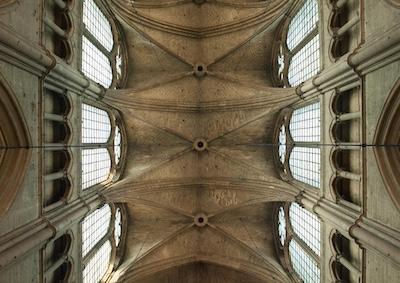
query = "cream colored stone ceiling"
xmin=104 ymin=1 xmax=300 ymax=282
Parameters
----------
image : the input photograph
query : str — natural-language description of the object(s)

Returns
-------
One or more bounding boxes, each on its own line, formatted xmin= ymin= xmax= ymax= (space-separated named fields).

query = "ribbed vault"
xmin=103 ymin=1 xmax=300 ymax=282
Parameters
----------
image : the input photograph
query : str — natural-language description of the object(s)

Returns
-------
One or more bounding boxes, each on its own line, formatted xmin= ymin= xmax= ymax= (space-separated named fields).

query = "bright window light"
xmin=83 ymin=240 xmax=112 ymax=283
xmin=82 ymin=205 xmax=111 ymax=257
xmin=82 ymin=36 xmax=113 ymax=88
xmin=289 ymin=240 xmax=320 ymax=283
xmin=278 ymin=206 xmax=286 ymax=246
xmin=82 ymin=148 xmax=111 ymax=189
xmin=289 ymin=146 xmax=320 ymax=188
xmin=114 ymin=126 xmax=121 ymax=165
xmin=279 ymin=125 xmax=286 ymax=164
xmin=289 ymin=203 xmax=321 ymax=256
xmin=114 ymin=207 xmax=122 ymax=247
xmin=288 ymin=35 xmax=320 ymax=87
xmin=289 ymin=102 xmax=320 ymax=143
xmin=83 ymin=0 xmax=114 ymax=52
xmin=82 ymin=104 xmax=111 ymax=144
xmin=287 ymin=0 xmax=318 ymax=51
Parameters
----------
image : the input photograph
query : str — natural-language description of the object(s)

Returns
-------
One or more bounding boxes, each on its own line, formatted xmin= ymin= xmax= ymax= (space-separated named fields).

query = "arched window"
xmin=81 ymin=103 xmax=124 ymax=190
xmin=289 ymin=102 xmax=320 ymax=188
xmin=83 ymin=240 xmax=112 ymax=283
xmin=82 ymin=204 xmax=111 ymax=256
xmin=275 ymin=0 xmax=320 ymax=87
xmin=114 ymin=126 xmax=122 ymax=165
xmin=289 ymin=203 xmax=320 ymax=256
xmin=278 ymin=125 xmax=286 ymax=164
xmin=289 ymin=240 xmax=320 ymax=283
xmin=81 ymin=104 xmax=111 ymax=190
xmin=81 ymin=204 xmax=125 ymax=283
xmin=276 ymin=203 xmax=321 ymax=283
xmin=276 ymin=102 xmax=321 ymax=189
xmin=81 ymin=0 xmax=126 ymax=88
xmin=278 ymin=206 xmax=286 ymax=246
xmin=289 ymin=203 xmax=320 ymax=283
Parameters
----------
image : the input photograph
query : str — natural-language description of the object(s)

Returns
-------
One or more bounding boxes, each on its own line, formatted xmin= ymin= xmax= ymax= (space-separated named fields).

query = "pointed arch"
xmin=119 ymin=254 xmax=291 ymax=283
xmin=373 ymin=78 xmax=400 ymax=211
xmin=0 ymin=73 xmax=31 ymax=216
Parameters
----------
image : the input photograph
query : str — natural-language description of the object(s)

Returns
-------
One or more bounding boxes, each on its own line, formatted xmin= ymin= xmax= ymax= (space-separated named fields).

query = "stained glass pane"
xmin=289 ymin=202 xmax=320 ymax=256
xmin=82 ymin=148 xmax=111 ymax=189
xmin=289 ymin=146 xmax=320 ymax=188
xmin=82 ymin=104 xmax=111 ymax=144
xmin=278 ymin=206 xmax=286 ymax=246
xmin=289 ymin=102 xmax=320 ymax=143
xmin=279 ymin=125 xmax=286 ymax=164
xmin=289 ymin=240 xmax=320 ymax=283
xmin=83 ymin=0 xmax=114 ymax=52
xmin=114 ymin=126 xmax=122 ymax=165
xmin=82 ymin=205 xmax=112 ymax=256
xmin=83 ymin=240 xmax=112 ymax=283
xmin=114 ymin=207 xmax=122 ymax=247
xmin=82 ymin=36 xmax=113 ymax=88
xmin=288 ymin=35 xmax=320 ymax=86
xmin=287 ymin=0 xmax=318 ymax=51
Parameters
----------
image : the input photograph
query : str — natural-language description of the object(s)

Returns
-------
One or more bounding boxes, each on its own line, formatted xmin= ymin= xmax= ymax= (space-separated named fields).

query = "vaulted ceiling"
xmin=103 ymin=1 xmax=301 ymax=282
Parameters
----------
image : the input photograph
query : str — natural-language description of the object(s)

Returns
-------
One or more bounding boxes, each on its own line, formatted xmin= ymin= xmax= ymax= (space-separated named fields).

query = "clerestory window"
xmin=276 ymin=0 xmax=320 ymax=87
xmin=81 ymin=103 xmax=123 ymax=190
xmin=276 ymin=203 xmax=321 ymax=283
xmin=81 ymin=204 xmax=125 ymax=283
xmin=81 ymin=0 xmax=126 ymax=88
xmin=277 ymin=102 xmax=321 ymax=189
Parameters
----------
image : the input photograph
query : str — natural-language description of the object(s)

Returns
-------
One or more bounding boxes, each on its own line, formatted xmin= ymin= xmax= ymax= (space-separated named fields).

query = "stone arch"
xmin=0 ymin=73 xmax=31 ymax=216
xmin=384 ymin=0 xmax=400 ymax=8
xmin=374 ymin=78 xmax=400 ymax=211
xmin=120 ymin=254 xmax=290 ymax=283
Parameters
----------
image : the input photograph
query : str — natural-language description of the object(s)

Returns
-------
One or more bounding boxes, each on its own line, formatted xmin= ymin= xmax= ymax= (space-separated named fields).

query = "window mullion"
xmin=83 ymin=28 xmax=112 ymax=58
xmin=81 ymin=142 xmax=110 ymax=149
xmin=82 ymin=233 xmax=110 ymax=264
xmin=292 ymin=235 xmax=320 ymax=266
xmin=294 ymin=141 xmax=320 ymax=148
xmin=290 ymin=26 xmax=319 ymax=56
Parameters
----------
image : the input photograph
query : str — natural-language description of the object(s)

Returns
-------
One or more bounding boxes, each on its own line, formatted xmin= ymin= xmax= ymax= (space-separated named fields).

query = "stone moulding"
xmin=0 ymin=73 xmax=31 ymax=217
xmin=0 ymin=192 xmax=102 ymax=268
xmin=384 ymin=0 xmax=400 ymax=8
xmin=0 ymin=0 xmax=16 ymax=9
xmin=105 ymin=85 xmax=297 ymax=112
xmin=373 ymin=78 xmax=400 ymax=212
xmin=0 ymin=22 xmax=103 ymax=99
xmin=118 ymin=254 xmax=290 ymax=283
xmin=110 ymin=0 xmax=289 ymax=38
xmin=128 ymin=0 xmax=273 ymax=9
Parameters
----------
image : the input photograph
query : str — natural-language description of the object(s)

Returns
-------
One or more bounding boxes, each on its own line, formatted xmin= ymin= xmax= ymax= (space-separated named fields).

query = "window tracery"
xmin=274 ymin=102 xmax=321 ymax=189
xmin=273 ymin=0 xmax=320 ymax=87
xmin=81 ymin=0 xmax=127 ymax=89
xmin=275 ymin=203 xmax=321 ymax=283
xmin=114 ymin=207 xmax=122 ymax=247
xmin=81 ymin=103 xmax=124 ymax=190
xmin=278 ymin=206 xmax=286 ymax=246
xmin=278 ymin=125 xmax=286 ymax=164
